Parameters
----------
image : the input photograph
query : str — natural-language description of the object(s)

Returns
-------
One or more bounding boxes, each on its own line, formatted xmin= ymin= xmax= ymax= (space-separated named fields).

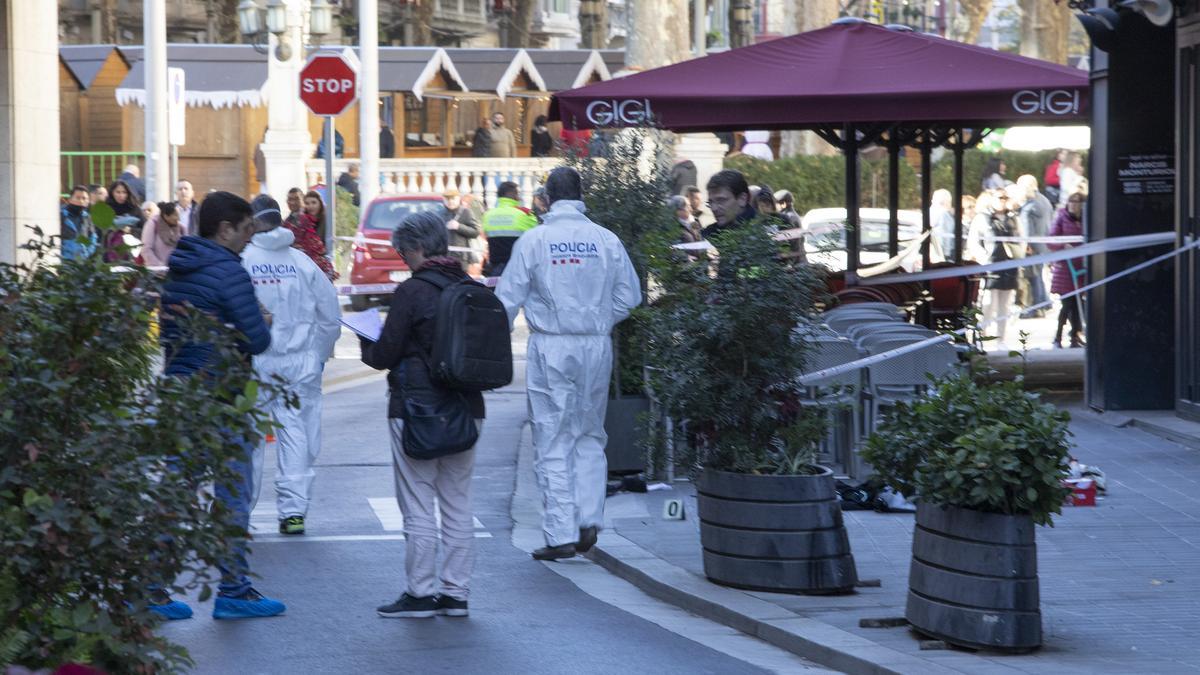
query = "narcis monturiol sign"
xmin=299 ymin=52 xmax=359 ymax=116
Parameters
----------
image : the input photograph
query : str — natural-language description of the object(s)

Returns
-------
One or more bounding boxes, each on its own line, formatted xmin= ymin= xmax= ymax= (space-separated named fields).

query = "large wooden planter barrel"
xmin=906 ymin=504 xmax=1041 ymax=652
xmin=697 ymin=467 xmax=857 ymax=594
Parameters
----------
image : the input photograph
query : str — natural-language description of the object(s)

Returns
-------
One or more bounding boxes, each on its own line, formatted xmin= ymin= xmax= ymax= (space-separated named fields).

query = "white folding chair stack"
xmin=800 ymin=337 xmax=864 ymax=476
xmin=863 ymin=336 xmax=959 ymax=435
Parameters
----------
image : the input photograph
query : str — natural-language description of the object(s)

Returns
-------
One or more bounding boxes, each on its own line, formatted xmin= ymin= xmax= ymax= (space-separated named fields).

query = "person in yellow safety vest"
xmin=481 ymin=181 xmax=538 ymax=277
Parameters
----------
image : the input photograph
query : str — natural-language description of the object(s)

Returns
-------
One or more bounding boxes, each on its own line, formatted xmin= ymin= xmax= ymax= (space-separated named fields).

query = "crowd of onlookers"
xmin=59 ymin=164 xmax=339 ymax=283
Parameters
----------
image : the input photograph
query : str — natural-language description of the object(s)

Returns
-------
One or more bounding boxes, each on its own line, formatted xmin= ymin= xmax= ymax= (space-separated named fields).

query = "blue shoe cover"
xmin=212 ymin=590 xmax=286 ymax=620
xmin=148 ymin=600 xmax=194 ymax=621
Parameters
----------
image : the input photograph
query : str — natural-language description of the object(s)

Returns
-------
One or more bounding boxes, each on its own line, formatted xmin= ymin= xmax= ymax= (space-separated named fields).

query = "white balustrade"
xmin=304 ymin=157 xmax=563 ymax=208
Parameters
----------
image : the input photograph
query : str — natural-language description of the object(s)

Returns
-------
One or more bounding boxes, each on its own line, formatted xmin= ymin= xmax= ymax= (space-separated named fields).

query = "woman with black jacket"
xmin=360 ymin=211 xmax=484 ymax=619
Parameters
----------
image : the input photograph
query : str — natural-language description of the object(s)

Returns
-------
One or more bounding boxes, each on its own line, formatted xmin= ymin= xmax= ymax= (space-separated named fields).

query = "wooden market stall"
xmin=58 ymin=45 xmax=134 ymax=191
xmin=115 ymin=44 xmax=269 ymax=197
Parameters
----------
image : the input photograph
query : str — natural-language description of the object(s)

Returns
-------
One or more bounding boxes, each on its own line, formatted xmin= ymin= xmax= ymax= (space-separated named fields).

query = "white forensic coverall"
xmin=496 ymin=199 xmax=642 ymax=547
xmin=242 ymin=227 xmax=341 ymax=518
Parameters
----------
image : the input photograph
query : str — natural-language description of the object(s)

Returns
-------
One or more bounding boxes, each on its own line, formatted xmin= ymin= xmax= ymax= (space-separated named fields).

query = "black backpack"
xmin=414 ymin=270 xmax=513 ymax=391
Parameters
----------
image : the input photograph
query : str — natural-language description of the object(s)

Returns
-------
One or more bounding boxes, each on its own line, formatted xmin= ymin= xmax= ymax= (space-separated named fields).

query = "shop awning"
xmin=115 ymin=45 xmax=267 ymax=108
xmin=550 ymin=21 xmax=1090 ymax=131
xmin=442 ymin=48 xmax=546 ymax=99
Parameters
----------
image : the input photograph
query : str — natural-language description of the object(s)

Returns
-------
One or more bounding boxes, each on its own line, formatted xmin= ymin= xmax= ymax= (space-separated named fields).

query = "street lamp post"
xmin=240 ymin=0 xmax=332 ymax=204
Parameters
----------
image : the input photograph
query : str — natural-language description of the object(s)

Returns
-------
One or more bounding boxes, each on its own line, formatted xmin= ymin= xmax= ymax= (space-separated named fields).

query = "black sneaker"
xmin=377 ymin=593 xmax=438 ymax=618
xmin=435 ymin=595 xmax=469 ymax=617
xmin=532 ymin=543 xmax=577 ymax=561
xmin=577 ymin=526 xmax=598 ymax=553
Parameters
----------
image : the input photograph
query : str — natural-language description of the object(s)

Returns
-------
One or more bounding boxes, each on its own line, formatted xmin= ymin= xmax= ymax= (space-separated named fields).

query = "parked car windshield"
xmin=363 ymin=199 xmax=445 ymax=231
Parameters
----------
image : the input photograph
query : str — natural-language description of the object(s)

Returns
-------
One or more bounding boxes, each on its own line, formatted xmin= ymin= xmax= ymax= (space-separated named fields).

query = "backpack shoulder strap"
xmin=413 ymin=269 xmax=453 ymax=291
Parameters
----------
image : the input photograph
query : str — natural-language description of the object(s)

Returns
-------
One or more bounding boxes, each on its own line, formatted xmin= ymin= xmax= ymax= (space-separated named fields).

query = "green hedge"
xmin=728 ymin=148 xmax=1067 ymax=215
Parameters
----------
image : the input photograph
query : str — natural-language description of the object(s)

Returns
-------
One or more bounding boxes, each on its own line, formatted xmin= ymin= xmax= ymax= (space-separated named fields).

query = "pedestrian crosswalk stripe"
xmin=247 ymin=498 xmax=491 ymax=538
xmin=367 ymin=497 xmax=490 ymax=537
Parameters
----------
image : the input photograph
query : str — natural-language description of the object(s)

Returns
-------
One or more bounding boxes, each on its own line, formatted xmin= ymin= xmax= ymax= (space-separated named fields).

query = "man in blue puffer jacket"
xmin=156 ymin=191 xmax=284 ymax=621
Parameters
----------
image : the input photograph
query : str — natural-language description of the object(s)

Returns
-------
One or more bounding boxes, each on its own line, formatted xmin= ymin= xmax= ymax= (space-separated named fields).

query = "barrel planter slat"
xmin=697 ymin=467 xmax=857 ymax=594
xmin=906 ymin=504 xmax=1041 ymax=652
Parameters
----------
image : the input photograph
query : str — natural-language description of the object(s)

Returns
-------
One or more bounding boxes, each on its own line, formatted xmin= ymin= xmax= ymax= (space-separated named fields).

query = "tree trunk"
xmin=102 ymin=0 xmax=119 ymax=43
xmin=412 ymin=0 xmax=435 ymax=46
xmin=957 ymin=0 xmax=993 ymax=44
xmin=580 ymin=0 xmax=609 ymax=49
xmin=729 ymin=0 xmax=754 ymax=48
xmin=777 ymin=0 xmax=840 ymax=157
xmin=626 ymin=0 xmax=691 ymax=70
xmin=508 ymin=0 xmax=538 ymax=48
xmin=792 ymin=0 xmax=840 ymax=32
xmin=1017 ymin=0 xmax=1071 ymax=64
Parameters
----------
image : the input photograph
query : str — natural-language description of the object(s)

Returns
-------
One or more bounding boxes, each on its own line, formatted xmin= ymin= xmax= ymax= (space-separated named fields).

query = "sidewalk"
xmin=581 ymin=402 xmax=1200 ymax=674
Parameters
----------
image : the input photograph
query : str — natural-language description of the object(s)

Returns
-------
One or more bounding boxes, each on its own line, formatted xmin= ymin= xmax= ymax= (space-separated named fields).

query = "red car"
xmin=348 ymin=194 xmax=446 ymax=311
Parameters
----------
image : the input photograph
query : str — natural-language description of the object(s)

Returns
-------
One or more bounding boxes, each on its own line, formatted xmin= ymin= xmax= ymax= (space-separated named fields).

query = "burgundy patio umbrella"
xmin=550 ymin=20 xmax=1089 ymax=131
xmin=550 ymin=20 xmax=1090 ymax=283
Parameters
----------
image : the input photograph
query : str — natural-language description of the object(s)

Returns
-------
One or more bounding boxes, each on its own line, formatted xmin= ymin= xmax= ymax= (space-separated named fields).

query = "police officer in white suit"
xmin=242 ymin=195 xmax=341 ymax=535
xmin=496 ymin=167 xmax=642 ymax=560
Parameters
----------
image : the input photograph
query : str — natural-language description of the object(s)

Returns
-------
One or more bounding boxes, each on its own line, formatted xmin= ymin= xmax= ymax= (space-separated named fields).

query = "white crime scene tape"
xmin=797 ymin=235 xmax=1200 ymax=384
xmin=857 ymin=231 xmax=1175 ymax=286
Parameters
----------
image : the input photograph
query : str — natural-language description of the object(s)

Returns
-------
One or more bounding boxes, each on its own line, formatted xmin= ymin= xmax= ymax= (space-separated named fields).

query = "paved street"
xmin=607 ymin=402 xmax=1200 ymax=673
xmin=159 ymin=329 xmax=829 ymax=674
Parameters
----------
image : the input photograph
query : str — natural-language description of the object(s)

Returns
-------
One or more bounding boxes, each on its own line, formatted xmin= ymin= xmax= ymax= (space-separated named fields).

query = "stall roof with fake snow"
xmin=441 ymin=48 xmax=546 ymax=99
xmin=526 ymin=49 xmax=612 ymax=92
xmin=116 ymin=45 xmax=268 ymax=108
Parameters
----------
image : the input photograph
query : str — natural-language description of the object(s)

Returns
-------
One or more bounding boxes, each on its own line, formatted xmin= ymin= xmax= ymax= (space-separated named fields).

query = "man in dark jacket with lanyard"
xmin=156 ymin=191 xmax=283 ymax=621
xmin=701 ymin=170 xmax=757 ymax=239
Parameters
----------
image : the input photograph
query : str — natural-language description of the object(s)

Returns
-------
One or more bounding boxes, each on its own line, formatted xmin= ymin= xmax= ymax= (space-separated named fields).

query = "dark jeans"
xmin=1055 ymin=295 xmax=1084 ymax=344
xmin=213 ymin=428 xmax=256 ymax=597
xmin=1025 ymin=263 xmax=1049 ymax=308
xmin=153 ymin=426 xmax=256 ymax=599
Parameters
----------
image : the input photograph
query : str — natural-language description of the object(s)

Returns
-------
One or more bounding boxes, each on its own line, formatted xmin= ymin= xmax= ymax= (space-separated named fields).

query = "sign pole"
xmin=170 ymin=145 xmax=178 ymax=194
xmin=324 ymin=115 xmax=336 ymax=263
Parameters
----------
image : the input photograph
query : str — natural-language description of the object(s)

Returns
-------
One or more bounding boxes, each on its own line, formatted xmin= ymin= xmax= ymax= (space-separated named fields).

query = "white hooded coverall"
xmin=242 ymin=227 xmax=341 ymax=518
xmin=496 ymin=200 xmax=642 ymax=547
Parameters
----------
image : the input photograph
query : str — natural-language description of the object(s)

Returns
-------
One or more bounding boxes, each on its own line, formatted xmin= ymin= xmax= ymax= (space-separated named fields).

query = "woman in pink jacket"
xmin=139 ymin=202 xmax=187 ymax=268
xmin=1048 ymin=191 xmax=1086 ymax=348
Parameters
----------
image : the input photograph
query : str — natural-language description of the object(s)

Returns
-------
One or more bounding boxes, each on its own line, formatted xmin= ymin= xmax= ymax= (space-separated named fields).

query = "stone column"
xmin=0 ymin=1 xmax=60 ymax=264
xmin=675 ymin=133 xmax=728 ymax=198
xmin=262 ymin=0 xmax=312 ymax=205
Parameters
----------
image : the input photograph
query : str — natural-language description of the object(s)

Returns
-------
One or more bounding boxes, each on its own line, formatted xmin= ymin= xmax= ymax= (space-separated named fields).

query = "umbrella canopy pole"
xmin=919 ymin=131 xmax=934 ymax=272
xmin=918 ymin=129 xmax=935 ymax=327
xmin=887 ymin=134 xmax=901 ymax=259
xmin=953 ymin=128 xmax=965 ymax=266
xmin=843 ymin=123 xmax=861 ymax=279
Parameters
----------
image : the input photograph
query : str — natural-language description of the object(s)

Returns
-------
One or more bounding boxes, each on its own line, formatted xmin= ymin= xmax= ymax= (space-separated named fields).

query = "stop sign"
xmin=299 ymin=51 xmax=359 ymax=116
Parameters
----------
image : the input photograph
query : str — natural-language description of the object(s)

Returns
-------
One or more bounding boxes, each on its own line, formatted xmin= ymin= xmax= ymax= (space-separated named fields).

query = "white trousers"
xmin=253 ymin=377 xmax=324 ymax=519
xmin=527 ymin=333 xmax=611 ymax=547
xmin=984 ymin=288 xmax=1015 ymax=346
xmin=389 ymin=418 xmax=479 ymax=601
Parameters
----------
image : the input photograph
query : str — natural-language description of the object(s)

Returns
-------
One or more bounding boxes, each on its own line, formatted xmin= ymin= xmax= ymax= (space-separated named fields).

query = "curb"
xmin=1128 ymin=417 xmax=1200 ymax=449
xmin=585 ymin=538 xmax=963 ymax=675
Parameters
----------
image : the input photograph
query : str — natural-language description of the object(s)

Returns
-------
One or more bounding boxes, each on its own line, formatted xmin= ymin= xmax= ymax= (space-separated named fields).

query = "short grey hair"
xmin=391 ymin=210 xmax=449 ymax=257
xmin=667 ymin=195 xmax=687 ymax=211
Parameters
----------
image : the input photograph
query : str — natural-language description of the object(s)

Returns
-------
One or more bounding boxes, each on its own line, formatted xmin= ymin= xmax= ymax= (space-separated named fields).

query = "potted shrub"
xmin=641 ymin=225 xmax=858 ymax=594
xmin=861 ymin=365 xmax=1072 ymax=652
xmin=0 ymin=232 xmax=290 ymax=671
xmin=568 ymin=129 xmax=676 ymax=474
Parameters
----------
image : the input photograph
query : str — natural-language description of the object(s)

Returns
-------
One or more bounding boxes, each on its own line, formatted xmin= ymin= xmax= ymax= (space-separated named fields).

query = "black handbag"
xmin=401 ymin=389 xmax=479 ymax=460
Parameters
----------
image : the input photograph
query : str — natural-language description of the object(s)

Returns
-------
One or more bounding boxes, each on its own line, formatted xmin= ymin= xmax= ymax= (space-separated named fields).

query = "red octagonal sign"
xmin=299 ymin=51 xmax=359 ymax=116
